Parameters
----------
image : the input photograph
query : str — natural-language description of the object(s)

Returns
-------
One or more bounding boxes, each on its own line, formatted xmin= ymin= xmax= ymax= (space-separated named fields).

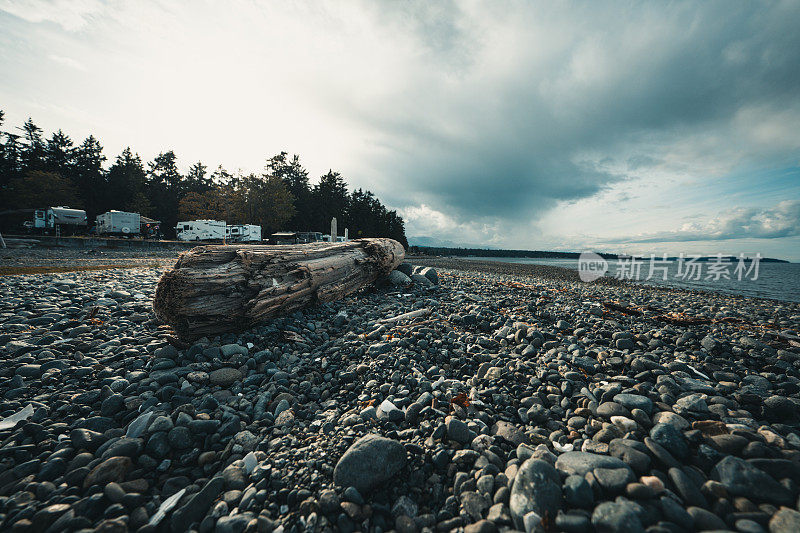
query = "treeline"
xmin=0 ymin=110 xmax=407 ymax=245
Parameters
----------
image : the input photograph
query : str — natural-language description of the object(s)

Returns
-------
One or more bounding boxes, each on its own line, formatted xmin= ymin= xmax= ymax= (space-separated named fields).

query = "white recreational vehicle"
xmin=30 ymin=206 xmax=87 ymax=233
xmin=321 ymin=234 xmax=349 ymax=243
xmin=226 ymin=224 xmax=262 ymax=243
xmin=96 ymin=210 xmax=141 ymax=236
xmin=297 ymin=232 xmax=324 ymax=243
xmin=175 ymin=220 xmax=226 ymax=241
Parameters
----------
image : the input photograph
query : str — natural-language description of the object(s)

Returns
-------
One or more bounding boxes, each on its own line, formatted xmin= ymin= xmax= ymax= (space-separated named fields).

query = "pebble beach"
xmin=1 ymin=250 xmax=800 ymax=533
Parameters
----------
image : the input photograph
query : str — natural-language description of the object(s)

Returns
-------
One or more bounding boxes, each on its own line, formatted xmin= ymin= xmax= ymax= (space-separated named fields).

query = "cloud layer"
xmin=1 ymin=1 xmax=799 ymax=257
xmin=353 ymin=2 xmax=800 ymax=222
xmin=610 ymin=200 xmax=800 ymax=243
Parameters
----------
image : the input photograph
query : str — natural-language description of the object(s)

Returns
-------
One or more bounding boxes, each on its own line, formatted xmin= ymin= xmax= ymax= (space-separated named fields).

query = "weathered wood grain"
xmin=153 ymin=238 xmax=404 ymax=340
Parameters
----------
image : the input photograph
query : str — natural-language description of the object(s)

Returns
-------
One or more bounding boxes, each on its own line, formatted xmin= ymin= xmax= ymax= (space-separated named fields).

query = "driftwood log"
xmin=154 ymin=238 xmax=404 ymax=340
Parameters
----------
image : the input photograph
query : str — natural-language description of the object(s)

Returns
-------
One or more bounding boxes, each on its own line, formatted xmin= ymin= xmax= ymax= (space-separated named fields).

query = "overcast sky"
xmin=2 ymin=1 xmax=799 ymax=259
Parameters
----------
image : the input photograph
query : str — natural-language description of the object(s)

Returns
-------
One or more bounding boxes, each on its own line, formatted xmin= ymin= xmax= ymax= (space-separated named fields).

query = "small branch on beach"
xmin=600 ymin=302 xmax=793 ymax=338
xmin=602 ymin=301 xmax=643 ymax=316
xmin=653 ymin=313 xmax=710 ymax=326
xmin=389 ymin=318 xmax=440 ymax=330
xmin=602 ymin=302 xmax=717 ymax=326
xmin=379 ymin=308 xmax=431 ymax=324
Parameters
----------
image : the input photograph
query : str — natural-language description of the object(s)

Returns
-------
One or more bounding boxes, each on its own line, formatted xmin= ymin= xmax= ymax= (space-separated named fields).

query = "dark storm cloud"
xmin=347 ymin=1 xmax=800 ymax=222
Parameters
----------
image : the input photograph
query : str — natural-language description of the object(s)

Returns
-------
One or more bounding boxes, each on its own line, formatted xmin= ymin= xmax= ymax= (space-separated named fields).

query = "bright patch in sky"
xmin=1 ymin=1 xmax=799 ymax=259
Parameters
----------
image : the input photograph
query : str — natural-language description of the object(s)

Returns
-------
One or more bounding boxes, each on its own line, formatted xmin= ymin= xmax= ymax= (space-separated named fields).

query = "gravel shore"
xmin=1 ymin=255 xmax=800 ymax=533
xmin=0 ymin=248 xmax=180 ymax=273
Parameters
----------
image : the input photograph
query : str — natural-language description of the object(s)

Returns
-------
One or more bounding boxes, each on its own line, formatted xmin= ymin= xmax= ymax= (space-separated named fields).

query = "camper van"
xmin=226 ymin=224 xmax=262 ymax=243
xmin=175 ymin=220 xmax=226 ymax=241
xmin=96 ymin=211 xmax=141 ymax=236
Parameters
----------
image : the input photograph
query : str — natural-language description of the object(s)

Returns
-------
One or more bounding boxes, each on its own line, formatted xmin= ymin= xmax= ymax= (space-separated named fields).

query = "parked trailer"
xmin=321 ymin=234 xmax=349 ymax=242
xmin=96 ymin=210 xmax=141 ymax=236
xmin=297 ymin=231 xmax=324 ymax=243
xmin=176 ymin=220 xmax=226 ymax=241
xmin=31 ymin=207 xmax=87 ymax=234
xmin=226 ymin=224 xmax=262 ymax=243
xmin=240 ymin=224 xmax=261 ymax=242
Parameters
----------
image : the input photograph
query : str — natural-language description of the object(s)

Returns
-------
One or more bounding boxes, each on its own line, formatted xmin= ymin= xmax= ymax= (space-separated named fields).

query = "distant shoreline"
xmin=408 ymin=245 xmax=790 ymax=263
xmin=407 ymin=255 xmax=798 ymax=304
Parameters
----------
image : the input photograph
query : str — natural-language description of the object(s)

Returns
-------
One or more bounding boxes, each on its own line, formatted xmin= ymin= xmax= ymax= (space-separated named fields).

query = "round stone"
xmin=509 ymin=459 xmax=561 ymax=529
xmin=649 ymin=423 xmax=688 ymax=460
xmin=333 ymin=435 xmax=407 ymax=493
xmin=591 ymin=501 xmax=644 ymax=532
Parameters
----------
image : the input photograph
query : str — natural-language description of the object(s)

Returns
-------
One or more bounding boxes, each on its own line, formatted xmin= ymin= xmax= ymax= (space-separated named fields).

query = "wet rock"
xmin=687 ymin=506 xmax=727 ymax=530
xmin=83 ymin=456 xmax=131 ymax=488
xmin=711 ymin=456 xmax=793 ymax=505
xmin=659 ymin=496 xmax=693 ymax=530
xmin=594 ymin=467 xmax=633 ymax=494
xmin=613 ymin=394 xmax=653 ymax=416
xmin=591 ymin=501 xmax=644 ymax=533
xmin=555 ymin=452 xmax=632 ymax=477
xmin=608 ymin=439 xmax=651 ymax=474
xmin=667 ymin=467 xmax=707 ymax=508
xmin=563 ymin=475 xmax=593 ymax=508
xmin=102 ymin=437 xmax=143 ymax=459
xmin=769 ymin=508 xmax=800 ymax=533
xmin=597 ymin=402 xmax=631 ymax=418
xmin=220 ymin=343 xmax=248 ymax=358
xmin=222 ymin=464 xmax=247 ymax=490
xmin=333 ymin=434 xmax=407 ymax=492
xmin=509 ymin=459 xmax=561 ymax=529
xmin=168 ymin=426 xmax=193 ymax=449
xmin=71 ymin=428 xmax=105 ymax=451
xmin=464 ymin=519 xmax=497 ymax=533
xmin=319 ymin=489 xmax=341 ymax=514
xmin=31 ymin=503 xmax=71 ymax=530
xmin=651 ymin=411 xmax=689 ymax=430
xmin=461 ymin=491 xmax=490 ymax=521
xmin=649 ymin=423 xmax=688 ymax=460
xmin=171 ymin=476 xmax=224 ymax=532
xmin=209 ymin=368 xmax=243 ymax=387
xmin=215 ymin=514 xmax=251 ymax=533
xmin=555 ymin=511 xmax=591 ymax=533
xmin=764 ymin=395 xmax=797 ymax=419
xmin=491 ymin=421 xmax=527 ymax=446
xmin=446 ymin=417 xmax=474 ymax=444
xmin=388 ymin=270 xmax=412 ymax=286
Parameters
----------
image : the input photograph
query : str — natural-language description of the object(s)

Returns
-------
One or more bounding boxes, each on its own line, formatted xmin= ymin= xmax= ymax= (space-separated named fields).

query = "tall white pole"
xmin=330 ymin=217 xmax=337 ymax=242
xmin=0 ymin=231 xmax=6 ymax=249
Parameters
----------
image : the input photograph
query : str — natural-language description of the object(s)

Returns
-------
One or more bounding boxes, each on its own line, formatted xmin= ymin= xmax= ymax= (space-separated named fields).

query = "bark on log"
xmin=153 ymin=238 xmax=404 ymax=340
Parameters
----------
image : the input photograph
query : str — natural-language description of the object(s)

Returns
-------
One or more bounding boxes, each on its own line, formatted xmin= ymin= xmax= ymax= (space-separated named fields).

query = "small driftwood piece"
xmin=154 ymin=238 xmax=404 ymax=340
xmin=379 ymin=308 xmax=431 ymax=324
xmin=602 ymin=301 xmax=643 ymax=316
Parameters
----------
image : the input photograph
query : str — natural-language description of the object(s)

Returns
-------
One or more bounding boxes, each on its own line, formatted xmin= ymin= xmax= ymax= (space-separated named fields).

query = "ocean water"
xmin=463 ymin=256 xmax=800 ymax=303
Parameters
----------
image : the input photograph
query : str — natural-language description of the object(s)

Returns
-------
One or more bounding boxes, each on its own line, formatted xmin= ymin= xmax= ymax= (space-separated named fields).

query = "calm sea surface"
xmin=462 ymin=256 xmax=800 ymax=303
